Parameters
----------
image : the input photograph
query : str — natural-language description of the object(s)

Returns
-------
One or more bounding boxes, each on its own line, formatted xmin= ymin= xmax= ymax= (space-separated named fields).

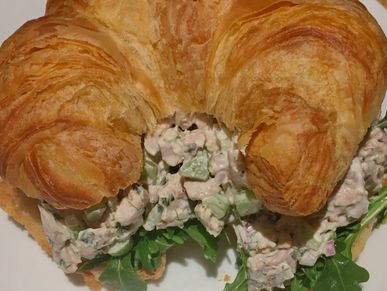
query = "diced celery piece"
xmin=179 ymin=150 xmax=210 ymax=181
xmin=202 ymin=192 xmax=230 ymax=219
xmin=216 ymin=128 xmax=231 ymax=150
xmin=84 ymin=202 xmax=107 ymax=223
xmin=306 ymin=238 xmax=322 ymax=251
xmin=234 ymin=189 xmax=261 ymax=217
xmin=141 ymin=158 xmax=158 ymax=181
xmin=143 ymin=204 xmax=164 ymax=231
xmin=108 ymin=239 xmax=133 ymax=257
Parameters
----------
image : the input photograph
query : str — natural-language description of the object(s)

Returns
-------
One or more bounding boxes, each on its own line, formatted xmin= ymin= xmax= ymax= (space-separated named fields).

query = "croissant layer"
xmin=0 ymin=0 xmax=386 ymax=215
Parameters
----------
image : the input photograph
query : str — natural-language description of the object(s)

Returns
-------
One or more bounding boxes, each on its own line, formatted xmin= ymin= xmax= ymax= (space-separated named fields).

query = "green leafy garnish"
xmin=380 ymin=210 xmax=387 ymax=226
xmin=290 ymin=260 xmax=325 ymax=291
xmin=363 ymin=186 xmax=387 ymax=228
xmin=290 ymin=252 xmax=369 ymax=291
xmin=289 ymin=275 xmax=308 ymax=291
xmin=312 ymin=253 xmax=369 ymax=291
xmin=131 ymin=220 xmax=218 ymax=273
xmin=377 ymin=112 xmax=387 ymax=128
xmin=77 ymin=254 xmax=111 ymax=272
xmin=224 ymin=248 xmax=249 ymax=291
xmin=183 ymin=220 xmax=218 ymax=262
xmin=99 ymin=253 xmax=146 ymax=291
xmin=136 ymin=238 xmax=157 ymax=272
xmin=132 ymin=227 xmax=188 ymax=273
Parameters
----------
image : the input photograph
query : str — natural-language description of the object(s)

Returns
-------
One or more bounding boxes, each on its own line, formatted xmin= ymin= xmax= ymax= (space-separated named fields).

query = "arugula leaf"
xmin=363 ymin=186 xmax=387 ymax=228
xmin=183 ymin=220 xmax=218 ymax=262
xmin=290 ymin=261 xmax=322 ymax=291
xmin=162 ymin=227 xmax=189 ymax=245
xmin=377 ymin=112 xmax=387 ymax=128
xmin=313 ymin=254 xmax=369 ymax=291
xmin=289 ymin=275 xmax=308 ymax=291
xmin=301 ymin=260 xmax=325 ymax=287
xmin=224 ymin=267 xmax=248 ymax=291
xmin=335 ymin=225 xmax=360 ymax=259
xmin=152 ymin=234 xmax=174 ymax=252
xmin=77 ymin=254 xmax=111 ymax=272
xmin=132 ymin=227 xmax=188 ymax=273
xmin=289 ymin=254 xmax=369 ymax=291
xmin=224 ymin=248 xmax=249 ymax=291
xmin=136 ymin=238 xmax=157 ymax=273
xmin=99 ymin=254 xmax=146 ymax=291
xmin=380 ymin=210 xmax=387 ymax=226
xmin=132 ymin=221 xmax=218 ymax=273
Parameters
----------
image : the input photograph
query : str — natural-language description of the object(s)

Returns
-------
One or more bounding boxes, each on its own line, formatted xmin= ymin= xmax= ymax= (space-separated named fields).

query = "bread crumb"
xmin=223 ymin=274 xmax=231 ymax=282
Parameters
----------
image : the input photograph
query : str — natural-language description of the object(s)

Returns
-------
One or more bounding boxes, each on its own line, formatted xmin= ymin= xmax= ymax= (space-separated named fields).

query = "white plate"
xmin=0 ymin=1 xmax=386 ymax=291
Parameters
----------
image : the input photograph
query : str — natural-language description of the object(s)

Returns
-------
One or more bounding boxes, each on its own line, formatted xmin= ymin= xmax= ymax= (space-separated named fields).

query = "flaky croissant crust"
xmin=0 ymin=0 xmax=386 ymax=215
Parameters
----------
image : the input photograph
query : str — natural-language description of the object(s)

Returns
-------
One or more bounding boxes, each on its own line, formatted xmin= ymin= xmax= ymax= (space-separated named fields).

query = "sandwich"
xmin=0 ymin=1 xmax=386 ymax=290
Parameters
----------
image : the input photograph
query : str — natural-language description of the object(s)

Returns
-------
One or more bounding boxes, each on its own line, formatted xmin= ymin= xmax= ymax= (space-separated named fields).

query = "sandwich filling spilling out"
xmin=37 ymin=112 xmax=387 ymax=291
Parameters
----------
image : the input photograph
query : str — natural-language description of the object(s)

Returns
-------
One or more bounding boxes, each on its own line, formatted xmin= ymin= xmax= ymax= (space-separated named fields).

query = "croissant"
xmin=0 ymin=1 xmax=386 ymax=218
xmin=379 ymin=0 xmax=387 ymax=8
xmin=0 ymin=1 xmax=386 ymax=290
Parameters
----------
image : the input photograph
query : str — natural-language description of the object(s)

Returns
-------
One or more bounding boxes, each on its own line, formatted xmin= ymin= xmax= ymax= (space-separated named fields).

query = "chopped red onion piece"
xmin=324 ymin=240 xmax=336 ymax=257
xmin=245 ymin=221 xmax=254 ymax=232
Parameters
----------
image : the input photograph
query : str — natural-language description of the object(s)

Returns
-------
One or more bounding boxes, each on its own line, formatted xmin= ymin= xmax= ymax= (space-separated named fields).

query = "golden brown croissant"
xmin=0 ymin=0 xmax=386 ymax=220
xmin=378 ymin=0 xmax=387 ymax=9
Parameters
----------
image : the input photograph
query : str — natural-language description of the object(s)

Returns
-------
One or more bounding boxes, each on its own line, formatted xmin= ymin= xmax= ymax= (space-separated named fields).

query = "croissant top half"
xmin=0 ymin=0 xmax=386 ymax=215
